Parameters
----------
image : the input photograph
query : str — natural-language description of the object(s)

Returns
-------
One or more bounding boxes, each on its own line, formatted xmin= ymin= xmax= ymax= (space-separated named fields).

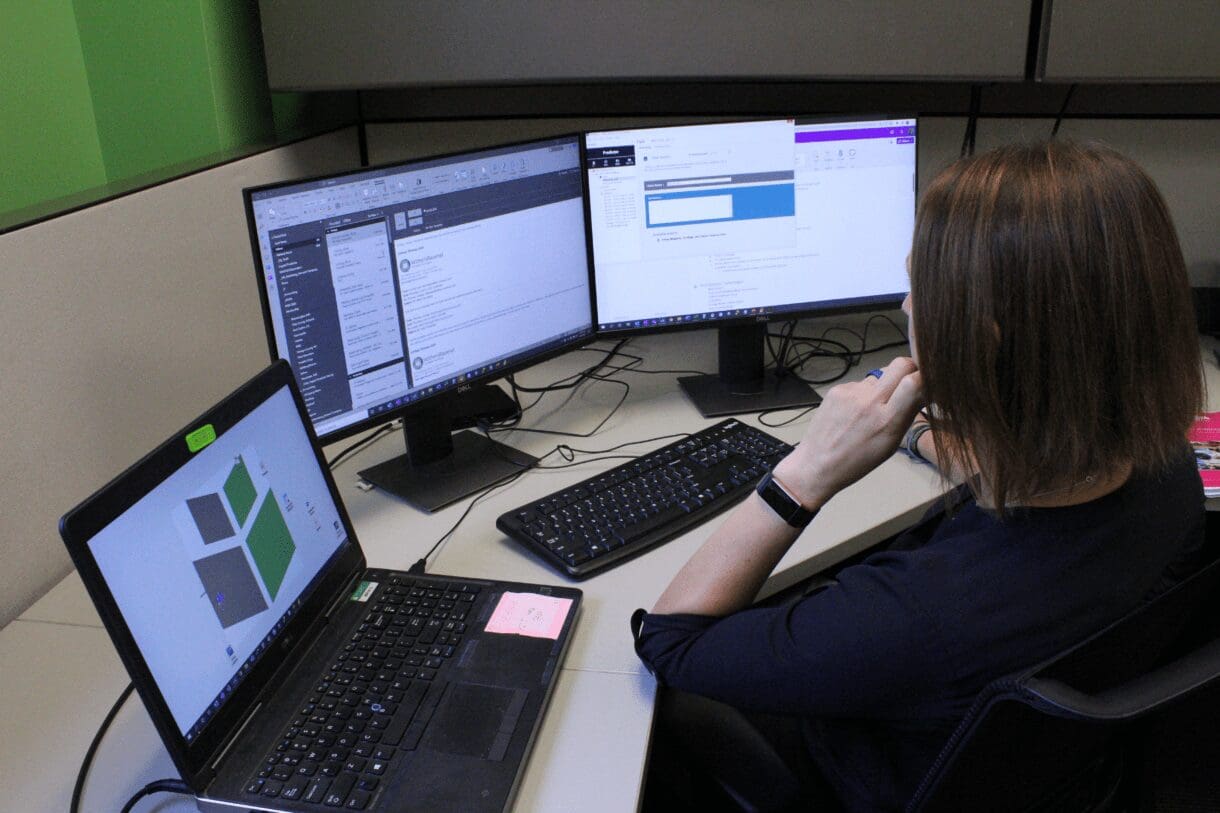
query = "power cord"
xmin=119 ymin=779 xmax=193 ymax=812
xmin=71 ymin=682 xmax=135 ymax=813
xmin=71 ymin=681 xmax=191 ymax=813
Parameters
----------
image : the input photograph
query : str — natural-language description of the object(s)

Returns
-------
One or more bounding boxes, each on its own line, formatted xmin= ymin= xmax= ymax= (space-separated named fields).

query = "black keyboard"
xmin=497 ymin=419 xmax=793 ymax=578
xmin=244 ymin=572 xmax=480 ymax=808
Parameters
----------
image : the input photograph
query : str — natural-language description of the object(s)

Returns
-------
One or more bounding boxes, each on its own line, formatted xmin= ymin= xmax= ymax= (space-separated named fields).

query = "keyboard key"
xmin=324 ymin=772 xmax=357 ymax=807
xmin=304 ymin=777 xmax=331 ymax=803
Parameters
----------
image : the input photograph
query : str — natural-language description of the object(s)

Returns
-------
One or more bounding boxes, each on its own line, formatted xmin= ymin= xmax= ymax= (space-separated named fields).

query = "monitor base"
xmin=678 ymin=372 xmax=822 ymax=418
xmin=358 ymin=430 xmax=536 ymax=513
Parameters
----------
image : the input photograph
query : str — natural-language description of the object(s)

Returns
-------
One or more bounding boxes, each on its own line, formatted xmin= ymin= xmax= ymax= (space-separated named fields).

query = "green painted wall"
xmin=74 ymin=2 xmax=223 ymax=181
xmin=0 ymin=2 xmax=339 ymax=222
xmin=0 ymin=1 xmax=108 ymax=214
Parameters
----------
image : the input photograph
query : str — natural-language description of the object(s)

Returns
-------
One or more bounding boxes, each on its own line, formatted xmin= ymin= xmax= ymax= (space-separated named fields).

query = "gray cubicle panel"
xmin=1038 ymin=0 xmax=1220 ymax=81
xmin=0 ymin=128 xmax=361 ymax=628
xmin=258 ymin=0 xmax=1031 ymax=89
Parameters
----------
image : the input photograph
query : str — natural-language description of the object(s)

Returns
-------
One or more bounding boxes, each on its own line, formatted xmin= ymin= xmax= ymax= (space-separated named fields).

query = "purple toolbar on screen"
xmin=795 ymin=126 xmax=916 ymax=143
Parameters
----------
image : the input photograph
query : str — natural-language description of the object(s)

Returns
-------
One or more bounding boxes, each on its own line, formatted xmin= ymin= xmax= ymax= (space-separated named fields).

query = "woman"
xmin=633 ymin=141 xmax=1205 ymax=811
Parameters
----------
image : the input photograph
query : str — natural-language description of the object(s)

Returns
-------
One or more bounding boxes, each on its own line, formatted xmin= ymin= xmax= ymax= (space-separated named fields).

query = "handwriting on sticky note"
xmin=484 ymin=592 xmax=573 ymax=640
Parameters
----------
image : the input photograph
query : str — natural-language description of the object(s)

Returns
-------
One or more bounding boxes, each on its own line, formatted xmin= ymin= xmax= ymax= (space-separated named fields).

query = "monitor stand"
xmin=678 ymin=323 xmax=822 ymax=418
xmin=358 ymin=389 xmax=535 ymax=513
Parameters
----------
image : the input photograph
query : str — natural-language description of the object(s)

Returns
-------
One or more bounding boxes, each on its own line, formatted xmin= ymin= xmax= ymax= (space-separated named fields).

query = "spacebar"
xmin=613 ymin=506 xmax=688 ymax=546
xmin=381 ymin=683 xmax=428 ymax=746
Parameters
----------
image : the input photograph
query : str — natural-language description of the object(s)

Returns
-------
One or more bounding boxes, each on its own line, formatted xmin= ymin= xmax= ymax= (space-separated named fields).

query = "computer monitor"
xmin=245 ymin=135 xmax=594 ymax=512
xmin=584 ymin=116 xmax=917 ymax=416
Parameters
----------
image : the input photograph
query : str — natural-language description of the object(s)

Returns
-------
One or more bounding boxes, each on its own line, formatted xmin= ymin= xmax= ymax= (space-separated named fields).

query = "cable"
xmin=71 ymin=681 xmax=136 ymax=813
xmin=507 ymin=339 xmax=631 ymax=396
xmin=1050 ymin=83 xmax=1077 ymax=138
xmin=413 ymin=465 xmax=533 ymax=571
xmin=961 ymin=84 xmax=983 ymax=157
xmin=119 ymin=778 xmax=192 ymax=813
xmin=759 ymin=404 xmax=820 ymax=428
xmin=415 ymin=428 xmax=697 ymax=570
xmin=767 ymin=315 xmax=908 ymax=391
xmin=332 ymin=341 xmax=632 ymax=470
xmin=327 ymin=421 xmax=400 ymax=469
xmin=493 ymin=371 xmax=631 ymax=439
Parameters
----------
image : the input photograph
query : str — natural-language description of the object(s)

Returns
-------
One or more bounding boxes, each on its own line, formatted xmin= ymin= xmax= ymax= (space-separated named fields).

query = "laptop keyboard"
xmin=244 ymin=573 xmax=481 ymax=808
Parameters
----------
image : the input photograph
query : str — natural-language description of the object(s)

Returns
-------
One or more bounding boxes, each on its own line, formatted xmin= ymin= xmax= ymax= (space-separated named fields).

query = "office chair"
xmin=654 ymin=513 xmax=1220 ymax=813
xmin=906 ymin=512 xmax=1220 ymax=812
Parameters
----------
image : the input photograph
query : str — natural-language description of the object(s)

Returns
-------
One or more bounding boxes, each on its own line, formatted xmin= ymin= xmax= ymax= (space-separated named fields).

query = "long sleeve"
xmin=633 ymin=549 xmax=958 ymax=720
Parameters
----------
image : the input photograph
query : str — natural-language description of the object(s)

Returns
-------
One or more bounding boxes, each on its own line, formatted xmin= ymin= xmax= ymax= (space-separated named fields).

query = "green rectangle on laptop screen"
xmin=224 ymin=456 xmax=258 ymax=526
xmin=245 ymin=493 xmax=295 ymax=600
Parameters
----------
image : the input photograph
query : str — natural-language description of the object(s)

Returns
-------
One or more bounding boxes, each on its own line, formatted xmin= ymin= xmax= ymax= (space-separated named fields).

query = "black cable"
xmin=336 ymin=341 xmax=633 ymax=470
xmin=759 ymin=404 xmax=820 ymax=428
xmin=71 ymin=681 xmax=136 ymax=813
xmin=508 ymin=339 xmax=630 ymax=395
xmin=416 ymin=428 xmax=697 ymax=569
xmin=119 ymin=778 xmax=193 ymax=813
xmin=961 ymin=84 xmax=983 ymax=157
xmin=327 ymin=422 xmax=399 ymax=469
xmin=1050 ymin=83 xmax=1077 ymax=138
xmin=492 ymin=371 xmax=631 ymax=439
xmin=415 ymin=465 xmax=533 ymax=569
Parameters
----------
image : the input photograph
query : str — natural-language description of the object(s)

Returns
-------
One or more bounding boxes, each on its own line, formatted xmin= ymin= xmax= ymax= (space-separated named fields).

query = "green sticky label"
xmin=350 ymin=581 xmax=377 ymax=602
xmin=185 ymin=424 xmax=217 ymax=453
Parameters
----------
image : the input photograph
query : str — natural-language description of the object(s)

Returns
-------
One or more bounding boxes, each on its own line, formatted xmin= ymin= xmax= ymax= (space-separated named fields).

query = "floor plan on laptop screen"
xmin=177 ymin=448 xmax=300 ymax=630
xmin=88 ymin=387 xmax=348 ymax=735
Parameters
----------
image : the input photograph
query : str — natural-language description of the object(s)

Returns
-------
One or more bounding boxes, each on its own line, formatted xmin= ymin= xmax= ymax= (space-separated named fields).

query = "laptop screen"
xmin=86 ymin=384 xmax=349 ymax=741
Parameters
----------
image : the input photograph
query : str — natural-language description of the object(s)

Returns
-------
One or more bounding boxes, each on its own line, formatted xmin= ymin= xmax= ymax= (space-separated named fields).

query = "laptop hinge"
xmin=210 ymin=700 xmax=263 ymax=772
xmin=324 ymin=571 xmax=366 ymax=620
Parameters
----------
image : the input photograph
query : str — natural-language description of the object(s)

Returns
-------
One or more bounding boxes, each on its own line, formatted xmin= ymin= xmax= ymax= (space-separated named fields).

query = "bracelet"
xmin=901 ymin=421 xmax=935 ymax=466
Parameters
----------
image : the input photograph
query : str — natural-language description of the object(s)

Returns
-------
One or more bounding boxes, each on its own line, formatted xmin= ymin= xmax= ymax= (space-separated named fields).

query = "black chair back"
xmin=907 ymin=512 xmax=1220 ymax=813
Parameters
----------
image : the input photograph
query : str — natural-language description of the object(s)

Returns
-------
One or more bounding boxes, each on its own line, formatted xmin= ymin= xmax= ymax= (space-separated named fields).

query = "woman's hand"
xmin=773 ymin=357 xmax=925 ymax=508
xmin=650 ymin=356 xmax=925 ymax=618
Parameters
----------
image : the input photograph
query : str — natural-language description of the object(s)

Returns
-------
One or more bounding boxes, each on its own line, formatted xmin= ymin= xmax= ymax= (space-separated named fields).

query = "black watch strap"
xmin=756 ymin=470 xmax=818 ymax=528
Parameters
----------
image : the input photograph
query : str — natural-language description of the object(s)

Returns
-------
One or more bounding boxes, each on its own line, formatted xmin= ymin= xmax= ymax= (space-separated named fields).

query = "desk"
xmin=2 ymin=323 xmax=950 ymax=812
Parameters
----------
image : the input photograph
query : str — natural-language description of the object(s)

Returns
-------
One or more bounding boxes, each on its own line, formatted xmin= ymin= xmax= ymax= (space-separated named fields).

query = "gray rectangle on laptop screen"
xmin=193 ymin=546 xmax=269 ymax=629
xmin=187 ymin=493 xmax=236 ymax=544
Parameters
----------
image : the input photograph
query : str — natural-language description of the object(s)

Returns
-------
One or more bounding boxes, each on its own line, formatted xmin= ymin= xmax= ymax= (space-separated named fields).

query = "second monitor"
xmin=585 ymin=116 xmax=917 ymax=416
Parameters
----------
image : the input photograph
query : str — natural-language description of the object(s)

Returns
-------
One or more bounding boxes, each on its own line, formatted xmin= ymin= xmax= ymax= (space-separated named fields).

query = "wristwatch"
xmin=756 ymin=470 xmax=819 ymax=528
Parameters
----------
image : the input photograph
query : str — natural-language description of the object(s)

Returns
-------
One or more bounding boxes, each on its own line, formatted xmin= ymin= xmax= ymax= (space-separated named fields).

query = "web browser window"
xmin=586 ymin=118 xmax=916 ymax=329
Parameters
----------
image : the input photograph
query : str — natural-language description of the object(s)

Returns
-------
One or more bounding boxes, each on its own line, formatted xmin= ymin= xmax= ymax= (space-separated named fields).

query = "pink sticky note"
xmin=484 ymin=592 xmax=573 ymax=640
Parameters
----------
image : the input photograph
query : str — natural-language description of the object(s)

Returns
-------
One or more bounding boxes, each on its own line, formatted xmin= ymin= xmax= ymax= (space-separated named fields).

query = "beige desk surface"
xmin=6 ymin=322 xmax=966 ymax=812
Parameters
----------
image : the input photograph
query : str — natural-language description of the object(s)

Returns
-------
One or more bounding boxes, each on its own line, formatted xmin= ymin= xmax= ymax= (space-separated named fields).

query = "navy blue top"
xmin=633 ymin=453 xmax=1205 ymax=812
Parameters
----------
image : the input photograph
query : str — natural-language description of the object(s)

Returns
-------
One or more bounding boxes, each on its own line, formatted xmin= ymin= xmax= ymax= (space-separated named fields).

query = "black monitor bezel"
xmin=242 ymin=133 xmax=597 ymax=448
xmin=580 ymin=114 xmax=918 ymax=339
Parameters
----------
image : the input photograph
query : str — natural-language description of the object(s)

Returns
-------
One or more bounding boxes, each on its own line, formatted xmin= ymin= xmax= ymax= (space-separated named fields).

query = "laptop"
xmin=60 ymin=361 xmax=581 ymax=812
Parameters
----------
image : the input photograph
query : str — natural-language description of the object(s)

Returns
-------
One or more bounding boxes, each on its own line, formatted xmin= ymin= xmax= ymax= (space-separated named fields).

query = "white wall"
xmin=0 ymin=128 xmax=359 ymax=626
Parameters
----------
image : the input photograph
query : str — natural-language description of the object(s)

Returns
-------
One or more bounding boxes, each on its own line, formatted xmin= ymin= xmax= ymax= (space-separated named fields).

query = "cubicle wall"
xmin=0 ymin=128 xmax=360 ymax=627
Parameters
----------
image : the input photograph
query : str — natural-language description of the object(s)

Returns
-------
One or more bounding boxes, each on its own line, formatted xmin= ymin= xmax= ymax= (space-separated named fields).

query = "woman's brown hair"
xmin=910 ymin=140 xmax=1203 ymax=510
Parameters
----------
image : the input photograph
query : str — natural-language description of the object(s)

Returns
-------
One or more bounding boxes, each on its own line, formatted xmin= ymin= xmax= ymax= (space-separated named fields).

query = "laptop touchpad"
xmin=426 ymin=683 xmax=529 ymax=761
